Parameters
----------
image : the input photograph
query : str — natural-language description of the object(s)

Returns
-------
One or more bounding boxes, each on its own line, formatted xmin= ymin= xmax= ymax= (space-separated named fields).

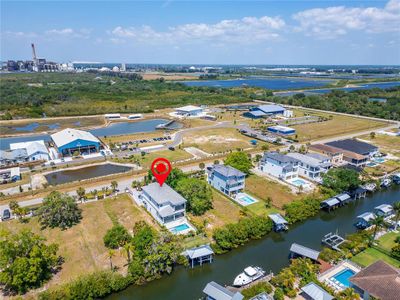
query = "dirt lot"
xmin=0 ymin=194 xmax=158 ymax=287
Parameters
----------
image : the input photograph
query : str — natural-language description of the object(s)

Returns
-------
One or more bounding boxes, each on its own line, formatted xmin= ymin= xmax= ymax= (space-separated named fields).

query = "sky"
xmin=1 ymin=0 xmax=400 ymax=65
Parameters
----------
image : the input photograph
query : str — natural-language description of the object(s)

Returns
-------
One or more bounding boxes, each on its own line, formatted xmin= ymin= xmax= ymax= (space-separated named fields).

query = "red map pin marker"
xmin=151 ymin=158 xmax=172 ymax=186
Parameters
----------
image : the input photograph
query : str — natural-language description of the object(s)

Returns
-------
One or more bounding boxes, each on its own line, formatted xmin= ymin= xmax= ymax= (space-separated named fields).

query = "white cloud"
xmin=292 ymin=0 xmax=400 ymax=39
xmin=110 ymin=15 xmax=285 ymax=45
xmin=45 ymin=28 xmax=92 ymax=39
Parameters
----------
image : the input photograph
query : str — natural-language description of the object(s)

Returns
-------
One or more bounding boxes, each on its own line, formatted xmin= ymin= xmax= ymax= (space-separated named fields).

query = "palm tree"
xmin=338 ymin=288 xmax=361 ymax=300
xmin=111 ymin=181 xmax=118 ymax=193
xmin=123 ymin=243 xmax=134 ymax=264
xmin=76 ymin=187 xmax=85 ymax=202
xmin=108 ymin=249 xmax=115 ymax=271
xmin=393 ymin=201 xmax=400 ymax=231
xmin=369 ymin=215 xmax=385 ymax=246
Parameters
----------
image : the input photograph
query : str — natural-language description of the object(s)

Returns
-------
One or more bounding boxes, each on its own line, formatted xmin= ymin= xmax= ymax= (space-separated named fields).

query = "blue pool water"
xmin=373 ymin=158 xmax=385 ymax=163
xmin=171 ymin=224 xmax=190 ymax=233
xmin=291 ymin=179 xmax=307 ymax=186
xmin=332 ymin=269 xmax=356 ymax=287
xmin=240 ymin=195 xmax=256 ymax=204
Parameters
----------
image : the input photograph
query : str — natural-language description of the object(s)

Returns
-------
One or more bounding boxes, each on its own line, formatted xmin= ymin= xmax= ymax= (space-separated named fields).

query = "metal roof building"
xmin=51 ymin=128 xmax=101 ymax=157
xmin=203 ymin=281 xmax=244 ymax=300
xmin=326 ymin=139 xmax=378 ymax=156
xmin=289 ymin=243 xmax=320 ymax=261
xmin=301 ymin=282 xmax=333 ymax=300
xmin=183 ymin=244 xmax=214 ymax=268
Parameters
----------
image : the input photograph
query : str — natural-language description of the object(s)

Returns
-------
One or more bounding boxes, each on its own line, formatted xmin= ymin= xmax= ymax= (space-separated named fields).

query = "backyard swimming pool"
xmin=331 ymin=268 xmax=356 ymax=288
xmin=291 ymin=178 xmax=307 ymax=187
xmin=170 ymin=223 xmax=190 ymax=234
xmin=235 ymin=193 xmax=258 ymax=206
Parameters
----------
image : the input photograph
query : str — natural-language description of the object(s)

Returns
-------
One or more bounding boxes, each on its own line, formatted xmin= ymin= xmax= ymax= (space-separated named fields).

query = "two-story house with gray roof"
xmin=139 ymin=182 xmax=187 ymax=225
xmin=207 ymin=164 xmax=246 ymax=197
xmin=259 ymin=152 xmax=299 ymax=181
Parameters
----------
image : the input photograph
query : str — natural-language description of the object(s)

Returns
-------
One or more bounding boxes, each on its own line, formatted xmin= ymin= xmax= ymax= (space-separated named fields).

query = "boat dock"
xmin=226 ymin=272 xmax=274 ymax=293
xmin=321 ymin=232 xmax=346 ymax=251
xmin=156 ymin=120 xmax=176 ymax=130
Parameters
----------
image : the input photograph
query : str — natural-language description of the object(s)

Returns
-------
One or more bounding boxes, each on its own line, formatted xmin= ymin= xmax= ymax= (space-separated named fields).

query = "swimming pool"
xmin=291 ymin=179 xmax=307 ymax=187
xmin=331 ymin=268 xmax=356 ymax=287
xmin=235 ymin=193 xmax=258 ymax=206
xmin=373 ymin=157 xmax=385 ymax=163
xmin=170 ymin=223 xmax=190 ymax=234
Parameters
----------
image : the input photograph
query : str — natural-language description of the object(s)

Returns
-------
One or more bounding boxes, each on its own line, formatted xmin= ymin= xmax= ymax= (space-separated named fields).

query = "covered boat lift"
xmin=289 ymin=243 xmax=320 ymax=262
xmin=320 ymin=198 xmax=340 ymax=211
xmin=321 ymin=232 xmax=346 ymax=251
xmin=355 ymin=212 xmax=376 ymax=229
xmin=335 ymin=193 xmax=352 ymax=205
xmin=374 ymin=204 xmax=393 ymax=217
xmin=269 ymin=213 xmax=289 ymax=232
xmin=183 ymin=244 xmax=214 ymax=268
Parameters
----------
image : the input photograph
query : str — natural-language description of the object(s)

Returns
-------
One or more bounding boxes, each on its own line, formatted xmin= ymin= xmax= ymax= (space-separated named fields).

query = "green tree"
xmin=165 ymin=168 xmax=187 ymax=189
xmin=273 ymin=288 xmax=284 ymax=300
xmin=393 ymin=201 xmax=400 ymax=231
xmin=199 ymin=162 xmax=205 ymax=170
xmin=370 ymin=132 xmax=376 ymax=139
xmin=103 ymin=224 xmax=131 ymax=249
xmin=175 ymin=177 xmax=213 ymax=215
xmin=224 ymin=151 xmax=253 ymax=175
xmin=111 ymin=181 xmax=118 ymax=192
xmin=369 ymin=215 xmax=385 ymax=246
xmin=38 ymin=191 xmax=82 ymax=230
xmin=76 ymin=187 xmax=86 ymax=201
xmin=321 ymin=167 xmax=361 ymax=193
xmin=337 ymin=288 xmax=361 ymax=300
xmin=108 ymin=249 xmax=115 ymax=271
xmin=0 ymin=229 xmax=60 ymax=294
xmin=132 ymin=221 xmax=155 ymax=259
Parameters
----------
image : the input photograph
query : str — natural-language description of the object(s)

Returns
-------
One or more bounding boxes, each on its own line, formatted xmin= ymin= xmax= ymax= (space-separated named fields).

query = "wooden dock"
xmin=225 ymin=272 xmax=274 ymax=293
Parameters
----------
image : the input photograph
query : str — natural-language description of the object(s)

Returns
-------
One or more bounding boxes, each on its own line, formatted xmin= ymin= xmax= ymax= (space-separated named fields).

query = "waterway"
xmin=0 ymin=119 xmax=180 ymax=150
xmin=108 ymin=185 xmax=400 ymax=300
xmin=181 ymin=78 xmax=331 ymax=90
xmin=44 ymin=163 xmax=132 ymax=185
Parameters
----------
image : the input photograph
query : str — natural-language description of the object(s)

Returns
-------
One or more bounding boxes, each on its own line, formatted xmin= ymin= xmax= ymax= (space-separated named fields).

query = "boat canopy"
xmin=269 ymin=213 xmax=288 ymax=225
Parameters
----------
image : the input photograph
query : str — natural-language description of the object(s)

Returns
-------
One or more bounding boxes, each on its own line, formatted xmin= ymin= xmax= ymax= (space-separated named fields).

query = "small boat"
xmin=361 ymin=183 xmax=377 ymax=192
xmin=233 ymin=266 xmax=265 ymax=287
xmin=380 ymin=178 xmax=392 ymax=188
xmin=392 ymin=173 xmax=400 ymax=184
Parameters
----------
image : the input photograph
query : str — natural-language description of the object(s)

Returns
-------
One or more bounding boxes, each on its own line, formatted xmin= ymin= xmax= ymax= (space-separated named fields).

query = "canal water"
xmin=181 ymin=78 xmax=331 ymax=90
xmin=108 ymin=185 xmax=400 ymax=300
xmin=45 ymin=163 xmax=132 ymax=185
xmin=0 ymin=119 xmax=179 ymax=150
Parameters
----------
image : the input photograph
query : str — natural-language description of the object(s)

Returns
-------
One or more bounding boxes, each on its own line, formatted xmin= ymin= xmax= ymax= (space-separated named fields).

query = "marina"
xmin=107 ymin=185 xmax=400 ymax=300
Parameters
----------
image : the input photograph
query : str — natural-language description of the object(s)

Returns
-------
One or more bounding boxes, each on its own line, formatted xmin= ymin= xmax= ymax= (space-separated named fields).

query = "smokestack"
xmin=31 ymin=43 xmax=37 ymax=61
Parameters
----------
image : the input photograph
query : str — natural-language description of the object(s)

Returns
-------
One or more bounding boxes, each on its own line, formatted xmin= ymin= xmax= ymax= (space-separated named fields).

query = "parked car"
xmin=168 ymin=146 xmax=175 ymax=151
xmin=2 ymin=209 xmax=11 ymax=221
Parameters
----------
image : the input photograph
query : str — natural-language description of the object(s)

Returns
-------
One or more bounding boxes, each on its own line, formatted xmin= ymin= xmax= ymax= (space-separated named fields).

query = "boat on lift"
xmin=233 ymin=266 xmax=265 ymax=287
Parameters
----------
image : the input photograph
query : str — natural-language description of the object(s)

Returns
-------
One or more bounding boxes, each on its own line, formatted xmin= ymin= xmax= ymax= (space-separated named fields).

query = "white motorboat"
xmin=233 ymin=266 xmax=265 ymax=287
xmin=361 ymin=183 xmax=377 ymax=192
xmin=381 ymin=178 xmax=392 ymax=188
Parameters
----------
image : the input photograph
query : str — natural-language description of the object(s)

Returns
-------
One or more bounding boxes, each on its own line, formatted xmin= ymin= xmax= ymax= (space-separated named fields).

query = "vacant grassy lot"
xmin=358 ymin=134 xmax=400 ymax=157
xmin=140 ymin=149 xmax=194 ymax=168
xmin=351 ymin=247 xmax=400 ymax=268
xmin=0 ymin=116 xmax=105 ymax=136
xmin=183 ymin=128 xmax=253 ymax=153
xmin=189 ymin=189 xmax=244 ymax=236
xmin=0 ymin=194 xmax=157 ymax=286
xmin=377 ymin=232 xmax=400 ymax=251
xmin=364 ymin=159 xmax=400 ymax=177
xmin=292 ymin=112 xmax=388 ymax=142
xmin=245 ymin=175 xmax=299 ymax=209
xmin=102 ymin=130 xmax=173 ymax=145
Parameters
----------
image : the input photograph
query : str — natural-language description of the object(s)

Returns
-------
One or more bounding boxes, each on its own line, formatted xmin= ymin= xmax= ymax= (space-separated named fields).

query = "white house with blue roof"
xmin=207 ymin=164 xmax=246 ymax=197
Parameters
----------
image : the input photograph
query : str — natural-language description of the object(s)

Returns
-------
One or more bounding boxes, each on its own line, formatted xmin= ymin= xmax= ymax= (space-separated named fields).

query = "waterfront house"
xmin=140 ymin=182 xmax=187 ymax=225
xmin=183 ymin=244 xmax=214 ymax=268
xmin=203 ymin=281 xmax=244 ymax=300
xmin=289 ymin=243 xmax=320 ymax=262
xmin=267 ymin=125 xmax=296 ymax=136
xmin=300 ymin=282 xmax=333 ymax=300
xmin=175 ymin=105 xmax=204 ymax=116
xmin=287 ymin=152 xmax=330 ymax=181
xmin=308 ymin=144 xmax=344 ymax=166
xmin=51 ymin=128 xmax=101 ymax=157
xmin=10 ymin=140 xmax=50 ymax=162
xmin=306 ymin=153 xmax=332 ymax=172
xmin=374 ymin=204 xmax=393 ymax=217
xmin=355 ymin=212 xmax=376 ymax=229
xmin=326 ymin=139 xmax=379 ymax=158
xmin=269 ymin=213 xmax=288 ymax=231
xmin=340 ymin=150 xmax=369 ymax=167
xmin=349 ymin=260 xmax=400 ymax=300
xmin=207 ymin=164 xmax=245 ymax=197
xmin=259 ymin=152 xmax=299 ymax=181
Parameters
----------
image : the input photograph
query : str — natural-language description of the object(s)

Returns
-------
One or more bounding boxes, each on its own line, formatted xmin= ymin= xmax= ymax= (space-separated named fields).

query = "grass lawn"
xmin=358 ymin=134 xmax=400 ymax=157
xmin=189 ymin=189 xmax=244 ymax=236
xmin=245 ymin=174 xmax=300 ymax=209
xmin=181 ymin=235 xmax=210 ymax=249
xmin=377 ymin=232 xmax=400 ymax=251
xmin=351 ymin=247 xmax=400 ymax=268
xmin=183 ymin=127 xmax=254 ymax=154
xmin=292 ymin=112 xmax=388 ymax=142
xmin=245 ymin=199 xmax=281 ymax=216
xmin=0 ymin=194 xmax=157 ymax=286
xmin=139 ymin=149 xmax=194 ymax=168
xmin=364 ymin=159 xmax=400 ymax=177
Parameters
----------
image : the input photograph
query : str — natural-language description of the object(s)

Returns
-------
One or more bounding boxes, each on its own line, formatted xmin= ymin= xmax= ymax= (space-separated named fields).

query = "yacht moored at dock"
xmin=233 ymin=266 xmax=266 ymax=287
